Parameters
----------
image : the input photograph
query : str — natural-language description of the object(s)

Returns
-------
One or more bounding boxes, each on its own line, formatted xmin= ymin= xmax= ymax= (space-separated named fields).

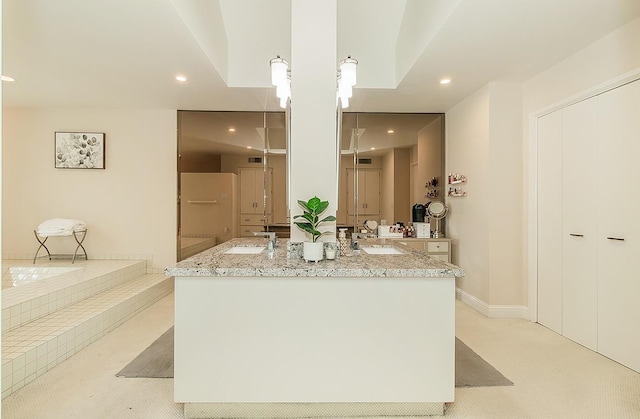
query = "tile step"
xmin=2 ymin=260 xmax=147 ymax=333
xmin=1 ymin=273 xmax=174 ymax=399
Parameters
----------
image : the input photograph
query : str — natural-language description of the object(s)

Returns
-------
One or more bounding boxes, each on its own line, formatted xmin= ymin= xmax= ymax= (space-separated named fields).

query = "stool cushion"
xmin=36 ymin=218 xmax=87 ymax=236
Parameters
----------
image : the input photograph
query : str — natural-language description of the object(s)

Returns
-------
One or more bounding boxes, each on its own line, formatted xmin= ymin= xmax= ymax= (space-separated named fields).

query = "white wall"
xmin=446 ymin=85 xmax=490 ymax=303
xmin=487 ymin=83 xmax=523 ymax=306
xmin=2 ymin=108 xmax=177 ymax=271
xmin=446 ymin=82 xmax=523 ymax=310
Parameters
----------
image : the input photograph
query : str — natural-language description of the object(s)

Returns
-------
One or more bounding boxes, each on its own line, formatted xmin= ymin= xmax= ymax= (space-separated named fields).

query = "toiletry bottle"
xmin=338 ymin=228 xmax=349 ymax=256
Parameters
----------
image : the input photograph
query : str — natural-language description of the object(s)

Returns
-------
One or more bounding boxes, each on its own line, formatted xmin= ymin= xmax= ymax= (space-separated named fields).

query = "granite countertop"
xmin=165 ymin=237 xmax=465 ymax=278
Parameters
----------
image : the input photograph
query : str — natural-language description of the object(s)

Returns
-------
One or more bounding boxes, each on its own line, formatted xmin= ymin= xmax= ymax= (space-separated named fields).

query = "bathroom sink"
xmin=361 ymin=247 xmax=404 ymax=255
xmin=224 ymin=246 xmax=266 ymax=254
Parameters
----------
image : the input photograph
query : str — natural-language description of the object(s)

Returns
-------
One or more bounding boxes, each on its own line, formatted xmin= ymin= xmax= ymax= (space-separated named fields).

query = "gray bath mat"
xmin=116 ymin=327 xmax=513 ymax=387
xmin=455 ymin=338 xmax=513 ymax=387
xmin=116 ymin=326 xmax=174 ymax=378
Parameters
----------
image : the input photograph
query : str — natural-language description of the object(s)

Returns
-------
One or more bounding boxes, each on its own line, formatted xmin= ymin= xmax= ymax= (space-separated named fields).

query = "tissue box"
xmin=378 ymin=226 xmax=404 ymax=238
xmin=414 ymin=222 xmax=431 ymax=238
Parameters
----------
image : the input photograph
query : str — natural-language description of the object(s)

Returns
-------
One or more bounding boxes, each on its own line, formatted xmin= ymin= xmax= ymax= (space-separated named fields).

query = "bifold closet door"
xmin=597 ymin=79 xmax=640 ymax=372
xmin=562 ymin=97 xmax=598 ymax=351
xmin=536 ymin=109 xmax=563 ymax=334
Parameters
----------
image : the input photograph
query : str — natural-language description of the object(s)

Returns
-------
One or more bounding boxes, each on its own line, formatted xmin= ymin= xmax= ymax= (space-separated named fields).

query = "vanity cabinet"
xmin=239 ymin=168 xmax=273 ymax=236
xmin=393 ymin=238 xmax=451 ymax=262
xmin=347 ymin=169 xmax=380 ymax=217
xmin=537 ymin=79 xmax=640 ymax=372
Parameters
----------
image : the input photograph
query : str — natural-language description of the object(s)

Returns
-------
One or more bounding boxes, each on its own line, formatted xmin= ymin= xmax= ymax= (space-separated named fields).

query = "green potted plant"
xmin=294 ymin=196 xmax=336 ymax=261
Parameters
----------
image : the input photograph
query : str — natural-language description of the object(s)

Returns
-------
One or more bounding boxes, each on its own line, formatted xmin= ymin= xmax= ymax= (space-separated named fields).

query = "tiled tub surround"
xmin=167 ymin=238 xmax=464 ymax=419
xmin=1 ymin=259 xmax=174 ymax=399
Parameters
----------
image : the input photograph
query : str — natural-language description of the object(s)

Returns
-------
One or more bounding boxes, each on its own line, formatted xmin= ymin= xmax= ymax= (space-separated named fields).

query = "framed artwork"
xmin=55 ymin=132 xmax=105 ymax=169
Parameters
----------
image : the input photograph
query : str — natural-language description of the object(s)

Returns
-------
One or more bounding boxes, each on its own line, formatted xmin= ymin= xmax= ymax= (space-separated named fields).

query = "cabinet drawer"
xmin=430 ymin=254 xmax=450 ymax=263
xmin=427 ymin=241 xmax=449 ymax=253
xmin=399 ymin=240 xmax=427 ymax=251
xmin=239 ymin=226 xmax=260 ymax=237
xmin=240 ymin=214 xmax=271 ymax=225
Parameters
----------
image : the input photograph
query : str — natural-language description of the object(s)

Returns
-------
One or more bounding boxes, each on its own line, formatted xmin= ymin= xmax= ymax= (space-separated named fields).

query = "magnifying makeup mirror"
xmin=427 ymin=200 xmax=448 ymax=238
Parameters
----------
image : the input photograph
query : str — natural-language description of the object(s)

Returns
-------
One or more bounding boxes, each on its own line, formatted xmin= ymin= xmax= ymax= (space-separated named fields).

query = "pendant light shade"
xmin=340 ymin=95 xmax=349 ymax=109
xmin=338 ymin=77 xmax=352 ymax=99
xmin=269 ymin=55 xmax=357 ymax=110
xmin=339 ymin=56 xmax=358 ymax=87
xmin=270 ymin=56 xmax=289 ymax=87
xmin=276 ymin=76 xmax=290 ymax=99
xmin=279 ymin=95 xmax=289 ymax=109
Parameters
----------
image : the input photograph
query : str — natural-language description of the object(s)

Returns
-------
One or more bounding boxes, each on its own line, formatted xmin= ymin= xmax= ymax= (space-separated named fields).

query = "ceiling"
xmin=3 ymin=0 xmax=640 ymax=113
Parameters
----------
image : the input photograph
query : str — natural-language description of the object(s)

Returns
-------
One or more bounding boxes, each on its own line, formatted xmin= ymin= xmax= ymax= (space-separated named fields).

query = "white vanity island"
xmin=165 ymin=238 xmax=464 ymax=418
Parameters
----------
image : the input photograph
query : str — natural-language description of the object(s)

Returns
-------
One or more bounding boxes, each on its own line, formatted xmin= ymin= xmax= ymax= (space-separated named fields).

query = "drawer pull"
xmin=606 ymin=237 xmax=625 ymax=241
xmin=569 ymin=233 xmax=584 ymax=237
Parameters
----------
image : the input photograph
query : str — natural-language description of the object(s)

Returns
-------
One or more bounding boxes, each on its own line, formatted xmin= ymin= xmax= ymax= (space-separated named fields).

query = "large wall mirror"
xmin=337 ymin=113 xmax=444 ymax=230
xmin=176 ymin=110 xmax=443 ymax=260
xmin=177 ymin=111 xmax=287 ymax=261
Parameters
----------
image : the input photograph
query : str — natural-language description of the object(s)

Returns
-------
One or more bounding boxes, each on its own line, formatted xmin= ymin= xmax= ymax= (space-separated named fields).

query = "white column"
xmin=289 ymin=0 xmax=338 ymax=242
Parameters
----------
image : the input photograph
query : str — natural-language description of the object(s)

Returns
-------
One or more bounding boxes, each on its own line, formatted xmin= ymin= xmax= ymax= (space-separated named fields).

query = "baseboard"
xmin=456 ymin=288 xmax=530 ymax=319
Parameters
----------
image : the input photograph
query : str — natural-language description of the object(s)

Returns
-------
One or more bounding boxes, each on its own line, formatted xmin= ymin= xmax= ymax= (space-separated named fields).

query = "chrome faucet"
xmin=253 ymin=231 xmax=277 ymax=248
xmin=351 ymin=232 xmax=363 ymax=250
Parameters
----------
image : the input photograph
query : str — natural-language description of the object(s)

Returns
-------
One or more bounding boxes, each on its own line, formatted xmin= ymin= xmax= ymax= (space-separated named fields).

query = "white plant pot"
xmin=303 ymin=241 xmax=324 ymax=262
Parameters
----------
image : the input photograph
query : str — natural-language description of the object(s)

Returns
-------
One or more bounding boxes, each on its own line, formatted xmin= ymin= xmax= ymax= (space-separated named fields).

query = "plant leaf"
xmin=297 ymin=199 xmax=309 ymax=210
xmin=294 ymin=222 xmax=321 ymax=240
xmin=319 ymin=215 xmax=336 ymax=223
xmin=316 ymin=200 xmax=329 ymax=214
xmin=307 ymin=196 xmax=321 ymax=212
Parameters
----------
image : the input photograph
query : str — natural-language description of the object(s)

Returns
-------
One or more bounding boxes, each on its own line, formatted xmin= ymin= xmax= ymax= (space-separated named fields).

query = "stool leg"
xmin=72 ymin=230 xmax=88 ymax=263
xmin=33 ymin=230 xmax=51 ymax=264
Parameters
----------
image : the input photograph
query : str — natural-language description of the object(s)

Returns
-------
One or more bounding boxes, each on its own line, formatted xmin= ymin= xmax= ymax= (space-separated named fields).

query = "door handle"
xmin=606 ymin=237 xmax=625 ymax=241
xmin=569 ymin=233 xmax=584 ymax=237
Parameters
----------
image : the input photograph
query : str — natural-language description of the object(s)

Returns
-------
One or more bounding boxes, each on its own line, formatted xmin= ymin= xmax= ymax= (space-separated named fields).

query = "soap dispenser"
xmin=338 ymin=228 xmax=349 ymax=256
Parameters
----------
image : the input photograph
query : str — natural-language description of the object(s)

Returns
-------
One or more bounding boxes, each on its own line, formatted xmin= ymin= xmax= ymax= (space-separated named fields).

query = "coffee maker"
xmin=412 ymin=203 xmax=430 ymax=238
xmin=412 ymin=203 xmax=425 ymax=222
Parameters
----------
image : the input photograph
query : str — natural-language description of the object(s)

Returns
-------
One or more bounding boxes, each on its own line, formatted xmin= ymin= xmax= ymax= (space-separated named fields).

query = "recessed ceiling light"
xmin=2 ymin=75 xmax=16 ymax=82
xmin=370 ymin=147 xmax=376 ymax=150
xmin=440 ymin=78 xmax=451 ymax=85
xmin=175 ymin=75 xmax=187 ymax=82
xmin=246 ymin=146 xmax=252 ymax=149
xmin=228 ymin=128 xmax=236 ymax=132
xmin=387 ymin=129 xmax=394 ymax=134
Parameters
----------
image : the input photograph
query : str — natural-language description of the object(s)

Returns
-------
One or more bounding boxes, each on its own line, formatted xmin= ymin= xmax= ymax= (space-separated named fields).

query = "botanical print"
xmin=55 ymin=132 xmax=105 ymax=169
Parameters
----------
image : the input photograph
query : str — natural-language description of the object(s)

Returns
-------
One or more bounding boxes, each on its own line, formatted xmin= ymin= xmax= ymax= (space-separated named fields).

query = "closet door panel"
xmin=562 ymin=98 xmax=598 ymax=350
xmin=536 ymin=110 xmax=563 ymax=334
xmin=597 ymin=79 xmax=640 ymax=372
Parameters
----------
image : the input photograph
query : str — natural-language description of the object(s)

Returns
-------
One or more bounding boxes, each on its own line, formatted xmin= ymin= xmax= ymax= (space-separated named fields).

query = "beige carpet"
xmin=116 ymin=326 xmax=512 ymax=387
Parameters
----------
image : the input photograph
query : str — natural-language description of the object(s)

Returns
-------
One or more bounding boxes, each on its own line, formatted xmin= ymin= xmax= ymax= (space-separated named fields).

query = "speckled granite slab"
xmin=165 ymin=238 xmax=465 ymax=278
